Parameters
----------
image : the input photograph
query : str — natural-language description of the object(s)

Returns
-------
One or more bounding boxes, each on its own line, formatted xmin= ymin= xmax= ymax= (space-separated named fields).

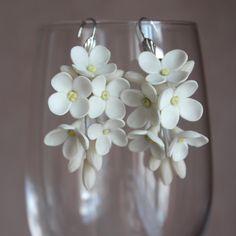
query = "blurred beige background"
xmin=0 ymin=0 xmax=235 ymax=235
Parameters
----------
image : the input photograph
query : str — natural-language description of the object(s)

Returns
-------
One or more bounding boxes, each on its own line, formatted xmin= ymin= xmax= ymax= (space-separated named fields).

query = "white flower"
xmin=70 ymin=45 xmax=117 ymax=79
xmin=168 ymin=128 xmax=209 ymax=161
xmin=88 ymin=119 xmax=128 ymax=155
xmin=156 ymin=157 xmax=187 ymax=185
xmin=86 ymin=141 xmax=103 ymax=171
xmin=88 ymin=75 xmax=130 ymax=119
xmin=147 ymin=147 xmax=187 ymax=185
xmin=82 ymin=160 xmax=96 ymax=190
xmin=48 ymin=72 xmax=92 ymax=118
xmin=121 ymin=83 xmax=158 ymax=128
xmin=159 ymin=80 xmax=203 ymax=129
xmin=44 ymin=121 xmax=89 ymax=172
xmin=128 ymin=129 xmax=164 ymax=156
xmin=138 ymin=49 xmax=190 ymax=85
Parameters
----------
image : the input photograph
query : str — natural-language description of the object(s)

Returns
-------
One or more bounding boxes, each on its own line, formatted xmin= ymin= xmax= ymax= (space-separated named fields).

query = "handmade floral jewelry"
xmin=44 ymin=18 xmax=209 ymax=189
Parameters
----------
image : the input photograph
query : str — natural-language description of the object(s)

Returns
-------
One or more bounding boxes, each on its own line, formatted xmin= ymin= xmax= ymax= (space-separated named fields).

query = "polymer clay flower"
xmin=86 ymin=141 xmax=103 ymax=171
xmin=128 ymin=129 xmax=164 ymax=156
xmin=168 ymin=128 xmax=209 ymax=161
xmin=138 ymin=49 xmax=190 ymax=85
xmin=82 ymin=160 xmax=96 ymax=190
xmin=159 ymin=80 xmax=203 ymax=129
xmin=146 ymin=145 xmax=186 ymax=185
xmin=48 ymin=72 xmax=92 ymax=118
xmin=88 ymin=75 xmax=130 ymax=119
xmin=87 ymin=119 xmax=128 ymax=155
xmin=44 ymin=121 xmax=89 ymax=172
xmin=121 ymin=83 xmax=158 ymax=128
xmin=154 ymin=157 xmax=187 ymax=185
xmin=71 ymin=45 xmax=117 ymax=79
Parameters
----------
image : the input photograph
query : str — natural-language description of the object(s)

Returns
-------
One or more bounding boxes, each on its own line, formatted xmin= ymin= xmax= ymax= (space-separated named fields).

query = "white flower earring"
xmin=122 ymin=17 xmax=209 ymax=185
xmin=44 ymin=18 xmax=129 ymax=190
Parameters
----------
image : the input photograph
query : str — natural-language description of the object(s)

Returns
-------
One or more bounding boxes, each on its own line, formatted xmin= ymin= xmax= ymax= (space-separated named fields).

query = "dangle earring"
xmin=43 ymin=18 xmax=130 ymax=190
xmin=121 ymin=17 xmax=209 ymax=185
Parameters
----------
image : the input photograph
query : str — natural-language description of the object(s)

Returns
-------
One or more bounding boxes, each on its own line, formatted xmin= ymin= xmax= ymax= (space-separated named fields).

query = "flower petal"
xmin=70 ymin=97 xmax=89 ymax=118
xmin=83 ymin=161 xmax=96 ymax=190
xmin=128 ymin=130 xmax=148 ymax=139
xmin=146 ymin=73 xmax=166 ymax=85
xmin=44 ymin=128 xmax=67 ymax=146
xmin=48 ymin=92 xmax=71 ymax=116
xmin=160 ymin=106 xmax=179 ymax=129
xmin=121 ymin=89 xmax=143 ymax=107
xmin=104 ymin=119 xmax=125 ymax=129
xmin=147 ymin=131 xmax=165 ymax=148
xmin=106 ymin=69 xmax=124 ymax=82
xmin=73 ymin=76 xmax=92 ymax=97
xmin=89 ymin=45 xmax=111 ymax=65
xmin=96 ymin=63 xmax=117 ymax=75
xmin=105 ymin=97 xmax=126 ymax=119
xmin=183 ymin=131 xmax=209 ymax=147
xmin=159 ymin=88 xmax=174 ymax=110
xmin=87 ymin=123 xmax=103 ymax=140
xmin=160 ymin=159 xmax=173 ymax=185
xmin=78 ymin=132 xmax=90 ymax=150
xmin=125 ymin=71 xmax=145 ymax=84
xmin=60 ymin=65 xmax=78 ymax=79
xmin=141 ymin=83 xmax=157 ymax=102
xmin=107 ymin=78 xmax=130 ymax=98
xmin=68 ymin=150 xmax=85 ymax=173
xmin=181 ymin=60 xmax=195 ymax=74
xmin=138 ymin=51 xmax=161 ymax=74
xmin=70 ymin=46 xmax=88 ymax=68
xmin=128 ymin=137 xmax=149 ymax=152
xmin=51 ymin=72 xmax=73 ymax=92
xmin=171 ymin=143 xmax=189 ymax=161
xmin=175 ymin=80 xmax=198 ymax=98
xmin=91 ymin=75 xmax=106 ymax=96
xmin=172 ymin=160 xmax=186 ymax=178
xmin=162 ymin=49 xmax=188 ymax=70
xmin=148 ymin=157 xmax=161 ymax=171
xmin=179 ymin=98 xmax=203 ymax=121
xmin=88 ymin=96 xmax=106 ymax=118
xmin=87 ymin=142 xmax=103 ymax=171
xmin=63 ymin=137 xmax=80 ymax=159
xmin=96 ymin=135 xmax=112 ymax=155
xmin=110 ymin=129 xmax=128 ymax=147
xmin=127 ymin=107 xmax=147 ymax=129
xmin=167 ymin=71 xmax=189 ymax=83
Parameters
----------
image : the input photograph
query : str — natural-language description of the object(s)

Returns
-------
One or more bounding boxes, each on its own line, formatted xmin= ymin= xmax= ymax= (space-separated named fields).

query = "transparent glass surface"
xmin=25 ymin=21 xmax=212 ymax=236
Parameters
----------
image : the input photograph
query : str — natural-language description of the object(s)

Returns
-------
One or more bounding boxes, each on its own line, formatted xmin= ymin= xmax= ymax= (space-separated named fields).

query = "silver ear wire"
xmin=78 ymin=18 xmax=97 ymax=52
xmin=138 ymin=17 xmax=163 ymax=59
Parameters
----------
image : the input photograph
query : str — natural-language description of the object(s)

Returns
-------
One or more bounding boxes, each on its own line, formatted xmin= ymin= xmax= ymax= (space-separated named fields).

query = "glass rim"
xmin=40 ymin=19 xmax=197 ymax=30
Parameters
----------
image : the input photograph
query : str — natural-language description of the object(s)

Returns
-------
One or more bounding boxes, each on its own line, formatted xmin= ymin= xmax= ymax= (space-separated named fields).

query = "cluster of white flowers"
xmin=44 ymin=45 xmax=129 ymax=189
xmin=122 ymin=49 xmax=208 ymax=184
xmin=44 ymin=44 xmax=209 ymax=189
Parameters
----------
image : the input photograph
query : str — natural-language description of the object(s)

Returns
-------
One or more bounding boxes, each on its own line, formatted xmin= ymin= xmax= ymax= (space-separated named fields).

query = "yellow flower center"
xmin=101 ymin=90 xmax=110 ymax=101
xmin=143 ymin=97 xmax=152 ymax=108
xmin=87 ymin=64 xmax=97 ymax=73
xmin=178 ymin=137 xmax=185 ymax=144
xmin=160 ymin=68 xmax=170 ymax=76
xmin=68 ymin=130 xmax=76 ymax=137
xmin=170 ymin=96 xmax=180 ymax=106
xmin=103 ymin=128 xmax=111 ymax=135
xmin=67 ymin=90 xmax=78 ymax=102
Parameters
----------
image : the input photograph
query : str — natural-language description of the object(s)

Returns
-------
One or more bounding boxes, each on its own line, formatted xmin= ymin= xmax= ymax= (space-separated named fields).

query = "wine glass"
xmin=25 ymin=20 xmax=212 ymax=236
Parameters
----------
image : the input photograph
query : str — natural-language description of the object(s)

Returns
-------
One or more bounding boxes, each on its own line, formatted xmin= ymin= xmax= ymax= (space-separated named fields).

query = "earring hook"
xmin=78 ymin=18 xmax=97 ymax=52
xmin=138 ymin=17 xmax=163 ymax=58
